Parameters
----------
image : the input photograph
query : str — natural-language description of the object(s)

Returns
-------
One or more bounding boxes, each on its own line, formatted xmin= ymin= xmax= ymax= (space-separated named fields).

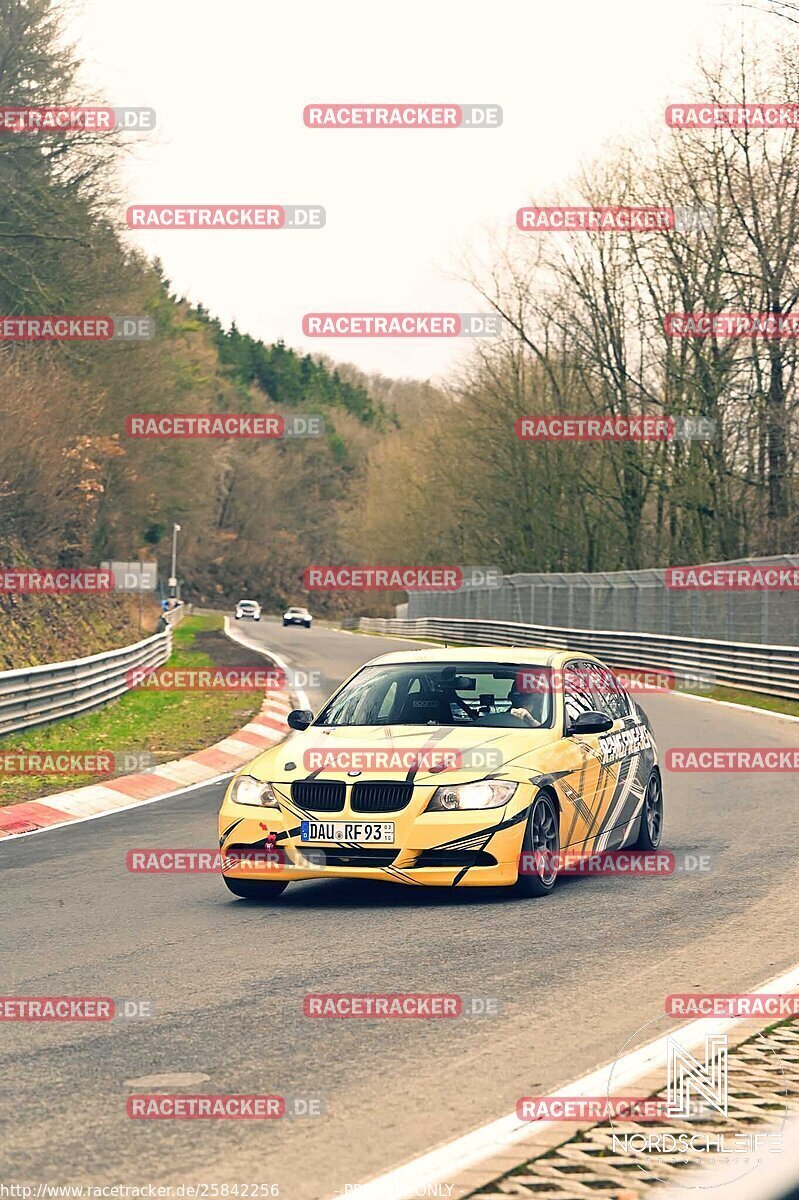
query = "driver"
xmin=508 ymin=683 xmax=544 ymax=727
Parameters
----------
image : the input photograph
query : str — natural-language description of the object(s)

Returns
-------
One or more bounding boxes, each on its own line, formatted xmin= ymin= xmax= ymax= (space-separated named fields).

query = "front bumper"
xmin=218 ymin=784 xmax=530 ymax=887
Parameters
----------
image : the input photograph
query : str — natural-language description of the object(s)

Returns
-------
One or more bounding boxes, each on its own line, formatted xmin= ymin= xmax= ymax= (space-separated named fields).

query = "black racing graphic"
xmin=431 ymin=806 xmax=528 ymax=853
xmin=451 ymin=829 xmax=497 ymax=887
xmin=405 ymin=727 xmax=454 ymax=784
xmin=598 ymin=720 xmax=653 ymax=767
xmin=528 ymin=770 xmax=572 ymax=788
xmin=589 ymin=730 xmax=654 ymax=851
xmin=219 ymin=817 xmax=244 ymax=847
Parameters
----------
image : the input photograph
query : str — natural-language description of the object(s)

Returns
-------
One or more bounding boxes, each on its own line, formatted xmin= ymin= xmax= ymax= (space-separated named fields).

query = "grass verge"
xmin=0 ymin=614 xmax=264 ymax=808
xmin=682 ymin=682 xmax=799 ymax=718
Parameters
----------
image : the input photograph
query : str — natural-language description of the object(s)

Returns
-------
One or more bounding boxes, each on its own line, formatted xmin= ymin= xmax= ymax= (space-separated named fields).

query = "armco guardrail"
xmin=358 ymin=616 xmax=799 ymax=703
xmin=0 ymin=624 xmax=176 ymax=738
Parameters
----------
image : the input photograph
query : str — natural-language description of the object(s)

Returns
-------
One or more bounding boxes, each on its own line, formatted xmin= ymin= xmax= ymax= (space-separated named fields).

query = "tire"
xmin=304 ymin=621 xmax=311 ymax=628
xmin=283 ymin=620 xmax=288 ymax=626
xmin=514 ymin=792 xmax=559 ymax=897
xmin=632 ymin=770 xmax=663 ymax=850
xmin=223 ymin=877 xmax=288 ymax=901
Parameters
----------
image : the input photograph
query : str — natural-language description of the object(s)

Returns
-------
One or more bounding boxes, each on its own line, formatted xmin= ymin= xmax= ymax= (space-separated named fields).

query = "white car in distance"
xmin=235 ymin=599 xmax=262 ymax=621
xmin=283 ymin=606 xmax=312 ymax=628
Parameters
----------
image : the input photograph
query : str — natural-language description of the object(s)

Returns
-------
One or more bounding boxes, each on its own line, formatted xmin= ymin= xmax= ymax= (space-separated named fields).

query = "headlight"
xmin=229 ymin=775 xmax=279 ymax=807
xmin=425 ymin=780 xmax=517 ymax=812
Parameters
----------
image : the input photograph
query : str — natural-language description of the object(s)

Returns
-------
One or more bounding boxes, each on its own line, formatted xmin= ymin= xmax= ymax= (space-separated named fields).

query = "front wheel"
xmin=633 ymin=771 xmax=663 ymax=850
xmin=223 ymin=877 xmax=288 ymax=901
xmin=514 ymin=793 xmax=559 ymax=897
xmin=304 ymin=621 xmax=311 ymax=628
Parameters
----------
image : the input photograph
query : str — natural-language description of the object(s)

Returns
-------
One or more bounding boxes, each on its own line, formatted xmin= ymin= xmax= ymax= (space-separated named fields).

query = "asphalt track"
xmin=2 ymin=618 xmax=799 ymax=1198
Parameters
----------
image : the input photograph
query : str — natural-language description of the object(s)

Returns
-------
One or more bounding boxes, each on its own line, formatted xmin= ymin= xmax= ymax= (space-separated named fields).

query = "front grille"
xmin=292 ymin=780 xmax=345 ymax=812
xmin=350 ymin=781 xmax=414 ymax=812
xmin=318 ymin=848 xmax=398 ymax=868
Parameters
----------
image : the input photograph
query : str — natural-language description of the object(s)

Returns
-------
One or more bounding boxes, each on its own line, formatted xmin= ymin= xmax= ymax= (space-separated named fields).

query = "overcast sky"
xmin=68 ymin=0 xmax=771 ymax=383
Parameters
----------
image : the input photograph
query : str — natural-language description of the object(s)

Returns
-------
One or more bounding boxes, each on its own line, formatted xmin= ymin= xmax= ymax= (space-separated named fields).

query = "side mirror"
xmin=287 ymin=709 xmax=314 ymax=731
xmin=566 ymin=710 xmax=613 ymax=736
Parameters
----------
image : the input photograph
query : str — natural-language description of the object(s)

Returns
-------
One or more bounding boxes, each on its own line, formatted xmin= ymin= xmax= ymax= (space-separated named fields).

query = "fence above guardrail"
xmin=403 ymin=554 xmax=799 ymax=646
xmin=358 ymin=615 xmax=799 ymax=703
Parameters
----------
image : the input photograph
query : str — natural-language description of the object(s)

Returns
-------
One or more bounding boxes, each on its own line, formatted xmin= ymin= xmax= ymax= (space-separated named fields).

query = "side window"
xmin=563 ymin=660 xmax=595 ymax=726
xmin=604 ymin=668 xmax=632 ymax=721
xmin=586 ymin=663 xmax=631 ymax=722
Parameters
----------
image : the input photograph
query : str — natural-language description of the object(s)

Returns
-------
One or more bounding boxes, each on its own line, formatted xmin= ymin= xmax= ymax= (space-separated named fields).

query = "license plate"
xmin=300 ymin=821 xmax=395 ymax=844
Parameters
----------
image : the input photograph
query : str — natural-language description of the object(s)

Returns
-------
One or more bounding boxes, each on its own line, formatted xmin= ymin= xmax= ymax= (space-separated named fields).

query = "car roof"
xmin=364 ymin=645 xmax=601 ymax=668
xmin=238 ymin=599 xmax=258 ymax=604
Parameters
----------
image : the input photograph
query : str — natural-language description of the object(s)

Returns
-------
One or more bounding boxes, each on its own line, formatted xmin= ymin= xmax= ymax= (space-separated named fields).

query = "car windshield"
xmin=314 ymin=662 xmax=554 ymax=728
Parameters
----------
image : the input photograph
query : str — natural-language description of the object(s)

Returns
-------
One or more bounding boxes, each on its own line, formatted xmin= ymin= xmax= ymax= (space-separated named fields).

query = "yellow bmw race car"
xmin=217 ymin=646 xmax=663 ymax=900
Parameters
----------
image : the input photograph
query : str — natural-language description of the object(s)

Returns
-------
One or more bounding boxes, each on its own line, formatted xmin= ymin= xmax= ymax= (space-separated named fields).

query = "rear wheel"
xmin=514 ymin=793 xmax=559 ymax=897
xmin=223 ymin=877 xmax=288 ymax=901
xmin=633 ymin=771 xmax=663 ymax=850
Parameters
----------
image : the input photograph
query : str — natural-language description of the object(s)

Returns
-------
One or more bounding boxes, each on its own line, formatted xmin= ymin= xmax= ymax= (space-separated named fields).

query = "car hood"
xmin=242 ymin=722 xmax=560 ymax=785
